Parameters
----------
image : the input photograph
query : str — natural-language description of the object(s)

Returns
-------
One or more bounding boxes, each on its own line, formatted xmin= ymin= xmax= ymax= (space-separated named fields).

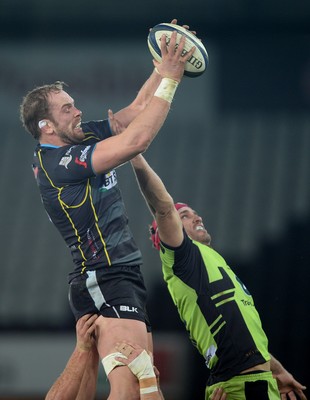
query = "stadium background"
xmin=0 ymin=0 xmax=309 ymax=398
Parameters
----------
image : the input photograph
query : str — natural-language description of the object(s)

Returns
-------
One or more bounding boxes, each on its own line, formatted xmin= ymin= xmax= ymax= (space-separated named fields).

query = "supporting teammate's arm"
xmin=45 ymin=314 xmax=99 ymax=400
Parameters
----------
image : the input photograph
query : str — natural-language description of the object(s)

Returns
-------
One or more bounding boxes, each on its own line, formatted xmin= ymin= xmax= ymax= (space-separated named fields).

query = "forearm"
xmin=93 ymin=91 xmax=177 ymax=173
xmin=114 ymin=69 xmax=161 ymax=127
xmin=46 ymin=348 xmax=96 ymax=400
xmin=131 ymin=154 xmax=173 ymax=216
xmin=76 ymin=349 xmax=99 ymax=400
xmin=270 ymin=354 xmax=284 ymax=375
xmin=134 ymin=69 xmax=162 ymax=109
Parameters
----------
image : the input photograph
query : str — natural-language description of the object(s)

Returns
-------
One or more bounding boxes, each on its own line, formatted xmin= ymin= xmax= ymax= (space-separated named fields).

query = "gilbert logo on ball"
xmin=147 ymin=22 xmax=209 ymax=77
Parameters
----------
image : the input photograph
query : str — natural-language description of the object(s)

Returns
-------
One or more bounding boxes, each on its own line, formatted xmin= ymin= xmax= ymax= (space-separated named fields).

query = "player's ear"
xmin=38 ymin=120 xmax=47 ymax=129
xmin=38 ymin=120 xmax=53 ymax=134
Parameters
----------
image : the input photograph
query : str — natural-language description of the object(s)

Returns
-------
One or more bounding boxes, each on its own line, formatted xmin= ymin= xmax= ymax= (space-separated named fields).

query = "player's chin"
xmin=193 ymin=230 xmax=211 ymax=244
xmin=73 ymin=129 xmax=85 ymax=141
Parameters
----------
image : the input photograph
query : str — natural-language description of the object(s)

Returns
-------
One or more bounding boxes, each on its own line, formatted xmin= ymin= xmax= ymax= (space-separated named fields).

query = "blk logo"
xmin=120 ymin=305 xmax=138 ymax=313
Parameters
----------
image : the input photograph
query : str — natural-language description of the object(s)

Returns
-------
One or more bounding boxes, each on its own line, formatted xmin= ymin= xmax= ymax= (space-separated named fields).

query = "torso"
xmin=32 ymin=120 xmax=142 ymax=281
xmin=159 ymin=233 xmax=270 ymax=383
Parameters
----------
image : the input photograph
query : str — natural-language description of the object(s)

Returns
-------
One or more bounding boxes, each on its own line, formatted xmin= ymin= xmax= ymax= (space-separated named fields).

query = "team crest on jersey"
xmin=205 ymin=344 xmax=217 ymax=368
xmin=74 ymin=146 xmax=91 ymax=168
xmin=99 ymin=170 xmax=117 ymax=192
xmin=59 ymin=155 xmax=72 ymax=169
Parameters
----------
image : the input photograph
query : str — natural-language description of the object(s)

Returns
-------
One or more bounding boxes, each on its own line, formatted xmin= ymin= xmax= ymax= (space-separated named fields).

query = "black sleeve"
xmin=45 ymin=144 xmax=97 ymax=185
xmin=82 ymin=119 xmax=112 ymax=141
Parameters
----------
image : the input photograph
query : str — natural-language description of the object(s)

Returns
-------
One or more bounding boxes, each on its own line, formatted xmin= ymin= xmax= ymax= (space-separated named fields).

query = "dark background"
xmin=0 ymin=0 xmax=309 ymax=398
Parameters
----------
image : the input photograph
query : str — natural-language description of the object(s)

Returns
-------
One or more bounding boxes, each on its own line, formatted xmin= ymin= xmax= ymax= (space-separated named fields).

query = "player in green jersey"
xmin=131 ymin=154 xmax=307 ymax=400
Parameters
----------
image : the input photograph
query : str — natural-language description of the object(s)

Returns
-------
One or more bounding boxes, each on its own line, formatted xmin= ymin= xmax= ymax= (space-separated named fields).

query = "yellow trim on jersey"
xmin=37 ymin=149 xmax=87 ymax=270
xmin=88 ymin=183 xmax=111 ymax=266
xmin=37 ymin=148 xmax=112 ymax=272
xmin=211 ymin=289 xmax=235 ymax=300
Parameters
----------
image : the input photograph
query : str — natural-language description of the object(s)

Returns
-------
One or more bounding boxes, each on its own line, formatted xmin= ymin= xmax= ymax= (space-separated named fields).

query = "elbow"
xmin=133 ymin=137 xmax=152 ymax=154
xmin=155 ymin=197 xmax=175 ymax=218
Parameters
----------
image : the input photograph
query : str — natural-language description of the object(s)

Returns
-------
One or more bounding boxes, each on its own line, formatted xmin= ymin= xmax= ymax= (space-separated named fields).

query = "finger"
xmin=119 ymin=341 xmax=141 ymax=351
xmin=80 ymin=313 xmax=93 ymax=322
xmin=76 ymin=314 xmax=92 ymax=331
xmin=294 ymin=381 xmax=307 ymax=391
xmin=211 ymin=388 xmax=219 ymax=400
xmin=160 ymin=33 xmax=169 ymax=56
xmin=86 ymin=321 xmax=97 ymax=335
xmin=80 ymin=314 xmax=98 ymax=336
xmin=167 ymin=31 xmax=178 ymax=53
xmin=287 ymin=391 xmax=297 ymax=400
xmin=170 ymin=19 xmax=177 ymax=24
xmin=182 ymin=45 xmax=196 ymax=62
xmin=211 ymin=388 xmax=226 ymax=400
xmin=115 ymin=342 xmax=135 ymax=357
xmin=153 ymin=365 xmax=160 ymax=378
xmin=296 ymin=389 xmax=307 ymax=400
xmin=83 ymin=313 xmax=98 ymax=326
xmin=115 ymin=356 xmax=128 ymax=365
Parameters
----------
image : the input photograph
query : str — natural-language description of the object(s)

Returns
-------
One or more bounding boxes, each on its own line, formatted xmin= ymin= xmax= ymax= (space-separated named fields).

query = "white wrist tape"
xmin=128 ymin=350 xmax=158 ymax=395
xmin=140 ymin=382 xmax=158 ymax=395
xmin=154 ymin=78 xmax=179 ymax=103
xmin=101 ymin=352 xmax=127 ymax=376
xmin=128 ymin=349 xmax=156 ymax=380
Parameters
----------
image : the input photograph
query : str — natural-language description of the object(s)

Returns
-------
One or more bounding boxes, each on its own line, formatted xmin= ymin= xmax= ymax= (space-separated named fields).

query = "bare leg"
xmin=95 ymin=316 xmax=149 ymax=400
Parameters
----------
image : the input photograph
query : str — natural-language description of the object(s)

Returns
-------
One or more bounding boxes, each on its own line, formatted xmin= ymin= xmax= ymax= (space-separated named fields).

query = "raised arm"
xmin=131 ymin=154 xmax=184 ymax=248
xmin=45 ymin=314 xmax=99 ymax=400
xmin=92 ymin=30 xmax=195 ymax=175
xmin=112 ymin=68 xmax=161 ymax=129
xmin=112 ymin=18 xmax=186 ymax=128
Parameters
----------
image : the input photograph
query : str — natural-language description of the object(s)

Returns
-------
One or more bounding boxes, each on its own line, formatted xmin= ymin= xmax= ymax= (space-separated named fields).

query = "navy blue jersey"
xmin=32 ymin=120 xmax=143 ymax=282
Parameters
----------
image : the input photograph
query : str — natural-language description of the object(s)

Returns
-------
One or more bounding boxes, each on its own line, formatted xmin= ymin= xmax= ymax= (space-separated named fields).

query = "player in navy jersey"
xmin=20 ymin=21 xmax=196 ymax=400
xmin=131 ymin=154 xmax=307 ymax=400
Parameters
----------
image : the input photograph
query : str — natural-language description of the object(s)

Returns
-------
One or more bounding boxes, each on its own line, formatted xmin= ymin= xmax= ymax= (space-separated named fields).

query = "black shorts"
xmin=68 ymin=265 xmax=151 ymax=331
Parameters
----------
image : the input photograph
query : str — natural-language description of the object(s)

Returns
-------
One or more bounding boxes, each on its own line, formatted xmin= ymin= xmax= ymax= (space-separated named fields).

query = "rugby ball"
xmin=147 ymin=22 xmax=209 ymax=78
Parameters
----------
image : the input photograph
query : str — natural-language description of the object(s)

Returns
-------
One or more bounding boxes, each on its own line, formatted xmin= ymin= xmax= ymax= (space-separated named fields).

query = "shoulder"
xmin=82 ymin=119 xmax=112 ymax=141
xmin=160 ymin=232 xmax=195 ymax=265
xmin=36 ymin=144 xmax=96 ymax=184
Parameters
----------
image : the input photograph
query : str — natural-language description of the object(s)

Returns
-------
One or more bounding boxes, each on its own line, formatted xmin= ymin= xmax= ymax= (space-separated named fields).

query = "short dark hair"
xmin=20 ymin=81 xmax=66 ymax=140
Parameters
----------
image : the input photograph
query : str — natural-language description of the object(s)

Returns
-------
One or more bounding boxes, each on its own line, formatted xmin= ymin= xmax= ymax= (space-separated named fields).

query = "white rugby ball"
xmin=147 ymin=22 xmax=209 ymax=78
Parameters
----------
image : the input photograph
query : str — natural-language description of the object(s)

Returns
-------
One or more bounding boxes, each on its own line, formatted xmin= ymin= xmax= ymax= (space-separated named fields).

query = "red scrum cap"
xmin=149 ymin=202 xmax=189 ymax=250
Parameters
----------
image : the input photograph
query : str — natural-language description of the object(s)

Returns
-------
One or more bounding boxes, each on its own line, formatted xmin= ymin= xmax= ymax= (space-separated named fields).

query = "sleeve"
xmin=160 ymin=231 xmax=192 ymax=269
xmin=82 ymin=119 xmax=112 ymax=141
xmin=51 ymin=144 xmax=97 ymax=185
xmin=160 ymin=234 xmax=200 ymax=285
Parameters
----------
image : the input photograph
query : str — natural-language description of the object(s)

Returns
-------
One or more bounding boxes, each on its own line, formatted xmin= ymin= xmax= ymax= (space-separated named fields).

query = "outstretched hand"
xmin=169 ymin=18 xmax=197 ymax=37
xmin=275 ymin=369 xmax=307 ymax=400
xmin=108 ymin=109 xmax=126 ymax=136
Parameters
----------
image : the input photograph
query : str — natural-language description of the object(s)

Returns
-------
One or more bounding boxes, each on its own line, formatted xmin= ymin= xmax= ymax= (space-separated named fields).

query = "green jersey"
xmin=159 ymin=233 xmax=270 ymax=384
